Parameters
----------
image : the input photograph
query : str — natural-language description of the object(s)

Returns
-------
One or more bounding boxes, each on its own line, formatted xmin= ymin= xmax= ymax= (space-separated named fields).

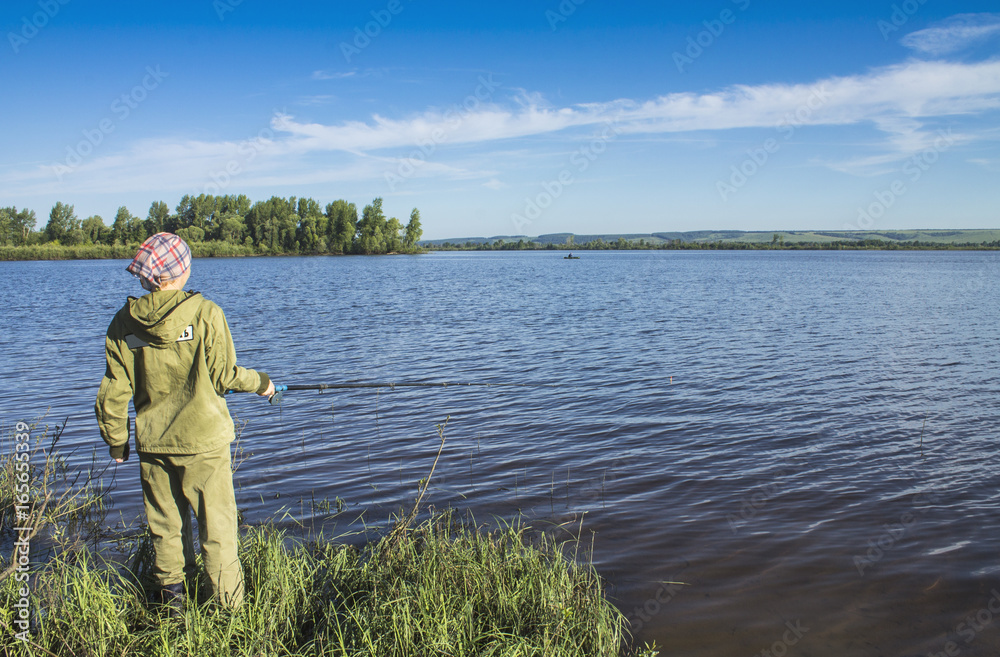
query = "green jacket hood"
xmin=126 ymin=290 xmax=203 ymax=347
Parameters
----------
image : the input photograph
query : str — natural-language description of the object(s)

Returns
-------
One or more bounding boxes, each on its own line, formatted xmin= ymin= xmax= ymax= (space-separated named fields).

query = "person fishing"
xmin=94 ymin=232 xmax=275 ymax=612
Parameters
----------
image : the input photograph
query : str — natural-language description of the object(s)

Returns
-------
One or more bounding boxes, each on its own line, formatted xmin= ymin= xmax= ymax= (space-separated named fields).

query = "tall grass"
xmin=0 ymin=241 xmax=260 ymax=261
xmin=0 ymin=243 xmax=140 ymax=260
xmin=2 ymin=516 xmax=657 ymax=656
xmin=0 ymin=419 xmax=113 ymax=579
xmin=0 ymin=421 xmax=658 ymax=656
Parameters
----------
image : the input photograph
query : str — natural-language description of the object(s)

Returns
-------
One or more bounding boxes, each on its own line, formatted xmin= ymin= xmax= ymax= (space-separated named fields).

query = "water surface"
xmin=2 ymin=250 xmax=999 ymax=655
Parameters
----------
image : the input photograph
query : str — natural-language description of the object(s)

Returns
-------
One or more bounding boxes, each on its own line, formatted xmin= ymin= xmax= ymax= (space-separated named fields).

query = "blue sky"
xmin=2 ymin=1 xmax=999 ymax=239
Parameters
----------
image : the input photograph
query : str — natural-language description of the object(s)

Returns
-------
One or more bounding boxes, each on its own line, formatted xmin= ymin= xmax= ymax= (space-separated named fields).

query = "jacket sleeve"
xmin=95 ymin=318 xmax=134 ymax=460
xmin=205 ymin=303 xmax=268 ymax=395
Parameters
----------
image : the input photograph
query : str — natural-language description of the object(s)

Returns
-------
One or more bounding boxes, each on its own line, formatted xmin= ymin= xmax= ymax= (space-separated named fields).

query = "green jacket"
xmin=95 ymin=290 xmax=269 ymax=459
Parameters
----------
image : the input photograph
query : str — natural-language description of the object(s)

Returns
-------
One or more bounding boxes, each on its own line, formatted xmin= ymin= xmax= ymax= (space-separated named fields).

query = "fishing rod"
xmin=261 ymin=381 xmax=551 ymax=405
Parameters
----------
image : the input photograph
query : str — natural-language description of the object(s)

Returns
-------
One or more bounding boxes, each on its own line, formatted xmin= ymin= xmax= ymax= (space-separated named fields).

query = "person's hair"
xmin=153 ymin=268 xmax=189 ymax=291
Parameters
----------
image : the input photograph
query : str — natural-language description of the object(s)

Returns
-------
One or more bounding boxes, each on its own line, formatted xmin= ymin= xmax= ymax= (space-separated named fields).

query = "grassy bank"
xmin=1 ymin=422 xmax=657 ymax=656
xmin=2 ymin=516 xmax=656 ymax=656
xmin=0 ymin=241 xmax=260 ymax=261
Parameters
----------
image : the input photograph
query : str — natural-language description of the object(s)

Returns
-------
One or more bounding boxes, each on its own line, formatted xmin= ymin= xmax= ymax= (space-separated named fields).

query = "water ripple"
xmin=2 ymin=250 xmax=1000 ymax=655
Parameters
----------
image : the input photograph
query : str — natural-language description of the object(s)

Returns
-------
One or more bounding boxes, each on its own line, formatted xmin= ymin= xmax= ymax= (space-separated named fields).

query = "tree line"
xmin=0 ymin=195 xmax=422 ymax=256
xmin=433 ymin=237 xmax=1000 ymax=251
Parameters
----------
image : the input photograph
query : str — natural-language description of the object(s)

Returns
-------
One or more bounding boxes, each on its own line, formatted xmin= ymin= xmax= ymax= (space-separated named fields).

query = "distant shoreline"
xmin=5 ymin=228 xmax=1000 ymax=262
xmin=425 ymin=240 xmax=1000 ymax=252
xmin=421 ymin=228 xmax=1000 ymax=251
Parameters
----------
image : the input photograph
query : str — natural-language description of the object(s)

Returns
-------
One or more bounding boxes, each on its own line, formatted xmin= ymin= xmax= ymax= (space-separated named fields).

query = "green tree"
xmin=278 ymin=197 xmax=300 ymax=252
xmin=175 ymin=226 xmax=205 ymax=243
xmin=216 ymin=212 xmax=247 ymax=244
xmin=211 ymin=194 xmax=251 ymax=240
xmin=81 ymin=216 xmax=106 ymax=244
xmin=175 ymin=194 xmax=217 ymax=235
xmin=45 ymin=202 xmax=79 ymax=243
xmin=356 ymin=198 xmax=387 ymax=254
xmin=385 ymin=216 xmax=403 ymax=253
xmin=245 ymin=196 xmax=298 ymax=253
xmin=146 ymin=201 xmax=170 ymax=236
xmin=217 ymin=194 xmax=252 ymax=218
xmin=404 ymin=208 xmax=423 ymax=249
xmin=1 ymin=207 xmax=40 ymax=245
xmin=0 ymin=208 xmax=13 ymax=246
xmin=325 ymin=200 xmax=358 ymax=254
xmin=13 ymin=208 xmax=36 ymax=245
xmin=245 ymin=199 xmax=275 ymax=250
xmin=296 ymin=197 xmax=324 ymax=253
xmin=64 ymin=229 xmax=87 ymax=245
xmin=111 ymin=206 xmax=143 ymax=245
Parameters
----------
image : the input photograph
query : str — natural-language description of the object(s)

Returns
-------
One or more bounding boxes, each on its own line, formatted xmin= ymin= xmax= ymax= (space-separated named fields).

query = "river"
xmin=2 ymin=249 xmax=999 ymax=655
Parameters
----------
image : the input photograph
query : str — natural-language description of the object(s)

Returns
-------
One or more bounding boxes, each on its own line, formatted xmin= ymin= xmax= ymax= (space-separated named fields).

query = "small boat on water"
xmin=564 ymin=253 xmax=580 ymax=259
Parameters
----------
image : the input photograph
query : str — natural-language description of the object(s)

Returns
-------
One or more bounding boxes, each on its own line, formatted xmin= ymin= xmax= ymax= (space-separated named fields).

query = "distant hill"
xmin=421 ymin=229 xmax=1000 ymax=247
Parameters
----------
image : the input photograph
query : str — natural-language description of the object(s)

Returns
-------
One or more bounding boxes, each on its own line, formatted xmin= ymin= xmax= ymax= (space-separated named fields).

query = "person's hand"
xmin=115 ymin=458 xmax=123 ymax=463
xmin=259 ymin=380 xmax=275 ymax=398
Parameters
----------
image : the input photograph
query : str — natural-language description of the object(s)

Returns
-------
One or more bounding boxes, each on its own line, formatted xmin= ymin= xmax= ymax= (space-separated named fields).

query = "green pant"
xmin=138 ymin=443 xmax=243 ymax=607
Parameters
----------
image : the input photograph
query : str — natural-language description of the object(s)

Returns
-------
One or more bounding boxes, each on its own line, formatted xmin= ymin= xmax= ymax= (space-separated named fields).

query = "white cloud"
xmin=7 ymin=58 xmax=1000 ymax=196
xmin=297 ymin=95 xmax=337 ymax=106
xmin=311 ymin=70 xmax=356 ymax=80
xmin=270 ymin=58 xmax=1000 ymax=180
xmin=901 ymin=13 xmax=1000 ymax=55
xmin=274 ymin=60 xmax=1000 ymax=151
xmin=483 ymin=178 xmax=506 ymax=190
xmin=967 ymin=157 xmax=1000 ymax=171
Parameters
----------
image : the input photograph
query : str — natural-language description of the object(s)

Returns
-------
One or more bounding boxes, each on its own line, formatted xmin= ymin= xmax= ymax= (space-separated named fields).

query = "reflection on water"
xmin=2 ymin=250 xmax=999 ymax=655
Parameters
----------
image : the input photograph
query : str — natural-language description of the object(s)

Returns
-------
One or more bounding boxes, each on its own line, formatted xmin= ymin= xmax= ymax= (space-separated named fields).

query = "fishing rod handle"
xmin=224 ymin=384 xmax=286 ymax=405
xmin=225 ymin=384 xmax=287 ymax=394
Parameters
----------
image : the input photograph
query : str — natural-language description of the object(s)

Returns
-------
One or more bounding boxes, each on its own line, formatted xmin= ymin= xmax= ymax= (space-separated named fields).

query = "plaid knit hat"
xmin=127 ymin=233 xmax=191 ymax=291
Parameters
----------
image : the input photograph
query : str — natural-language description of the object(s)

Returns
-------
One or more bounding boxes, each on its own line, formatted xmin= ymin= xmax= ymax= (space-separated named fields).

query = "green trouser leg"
xmin=139 ymin=443 xmax=244 ymax=608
